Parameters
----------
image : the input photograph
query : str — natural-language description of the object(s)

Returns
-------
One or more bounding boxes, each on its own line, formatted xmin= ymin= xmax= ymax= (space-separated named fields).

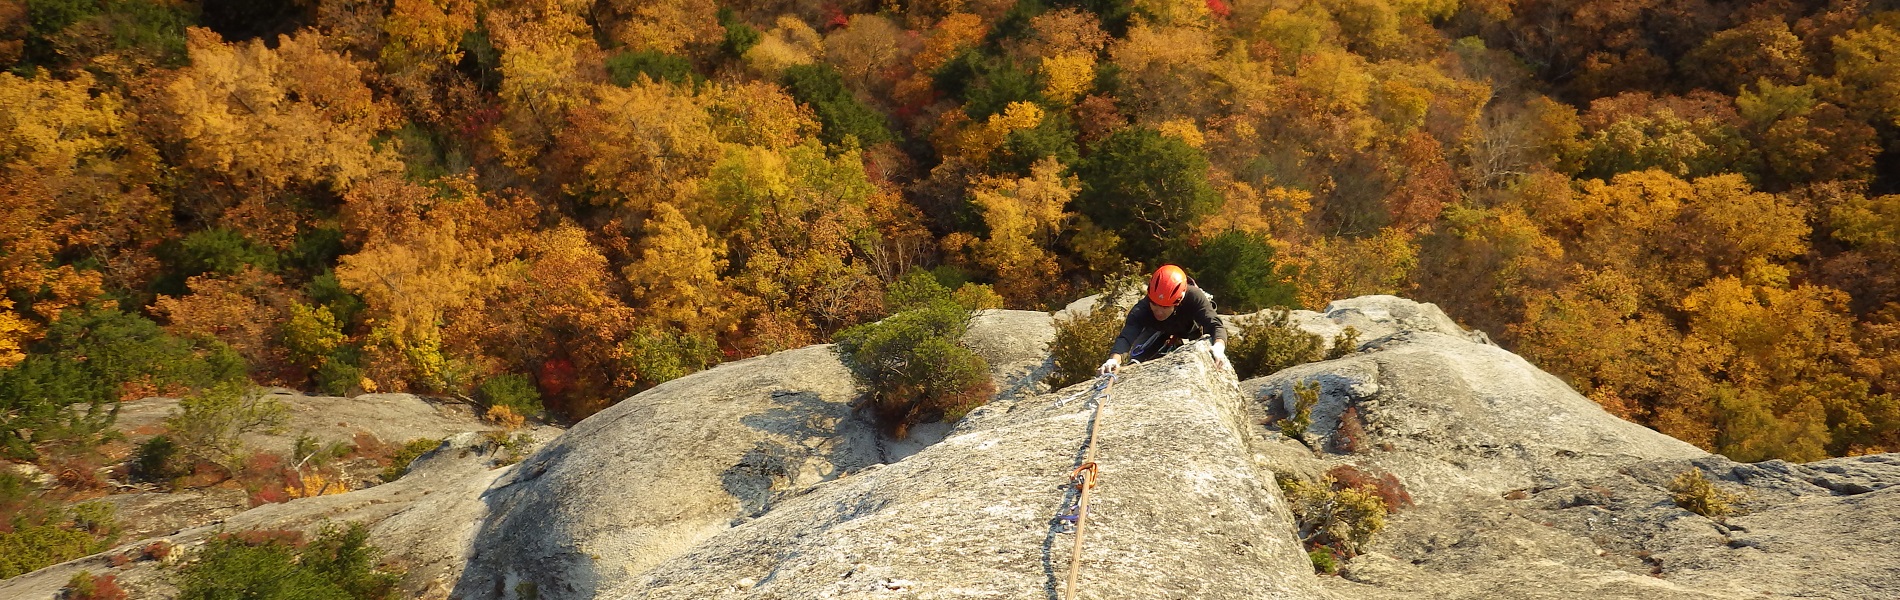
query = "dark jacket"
xmin=1110 ymin=285 xmax=1226 ymax=359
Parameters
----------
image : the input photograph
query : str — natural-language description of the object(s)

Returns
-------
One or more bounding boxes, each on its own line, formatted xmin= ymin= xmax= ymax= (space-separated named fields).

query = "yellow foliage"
xmin=1026 ymin=8 xmax=1109 ymax=59
xmin=1298 ymin=229 xmax=1418 ymax=308
xmin=162 ymin=28 xmax=398 ymax=192
xmin=285 ymin=471 xmax=349 ymax=499
xmin=1040 ymin=51 xmax=1096 ymax=105
xmin=1156 ymin=118 xmax=1205 ymax=147
xmin=0 ymin=71 xmax=125 ymax=173
xmin=600 ymin=0 xmax=721 ymax=54
xmin=381 ymin=0 xmax=477 ymax=72
xmin=965 ymin=158 xmax=1077 ymax=304
xmin=744 ymin=16 xmax=823 ymax=77
xmin=1109 ymin=24 xmax=1219 ymax=121
xmin=485 ymin=405 xmax=527 ymax=430
xmin=625 ymin=203 xmax=736 ymax=337
xmin=913 ymin=13 xmax=988 ymax=74
xmin=1132 ymin=0 xmax=1212 ymax=27
xmin=956 ymin=101 xmax=1044 ymax=163
xmin=558 ymin=81 xmax=719 ymax=209
xmin=0 ymin=299 xmax=28 ymax=368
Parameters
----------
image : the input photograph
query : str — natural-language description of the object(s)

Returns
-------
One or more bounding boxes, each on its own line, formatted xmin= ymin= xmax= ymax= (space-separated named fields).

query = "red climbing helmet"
xmin=1147 ymin=265 xmax=1188 ymax=307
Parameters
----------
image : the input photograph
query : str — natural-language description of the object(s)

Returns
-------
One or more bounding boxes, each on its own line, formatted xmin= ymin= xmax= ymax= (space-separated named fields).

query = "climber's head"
xmin=1147 ymin=264 xmax=1188 ymax=319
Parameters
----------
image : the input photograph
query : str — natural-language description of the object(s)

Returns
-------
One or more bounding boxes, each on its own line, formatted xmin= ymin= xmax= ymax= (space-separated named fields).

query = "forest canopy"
xmin=4 ymin=0 xmax=1900 ymax=463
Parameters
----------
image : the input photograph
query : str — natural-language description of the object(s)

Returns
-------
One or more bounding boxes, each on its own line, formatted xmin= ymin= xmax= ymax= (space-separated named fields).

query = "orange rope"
xmin=1066 ymin=373 xmax=1117 ymax=598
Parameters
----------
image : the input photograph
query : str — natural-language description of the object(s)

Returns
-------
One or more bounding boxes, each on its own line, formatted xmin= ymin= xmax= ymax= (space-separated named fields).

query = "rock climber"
xmin=1098 ymin=264 xmax=1230 ymax=374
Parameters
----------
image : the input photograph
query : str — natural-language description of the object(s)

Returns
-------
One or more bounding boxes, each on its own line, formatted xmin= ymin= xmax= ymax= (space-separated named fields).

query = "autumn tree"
xmin=158 ymin=27 xmax=398 ymax=221
xmin=948 ymin=157 xmax=1077 ymax=305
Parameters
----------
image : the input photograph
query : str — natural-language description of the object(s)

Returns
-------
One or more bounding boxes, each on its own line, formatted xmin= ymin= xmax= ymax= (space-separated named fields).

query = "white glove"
xmin=1210 ymin=340 xmax=1231 ymax=372
xmin=1098 ymin=356 xmax=1121 ymax=375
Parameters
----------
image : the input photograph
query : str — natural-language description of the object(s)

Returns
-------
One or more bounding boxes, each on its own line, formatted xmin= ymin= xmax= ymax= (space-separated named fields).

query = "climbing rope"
xmin=1060 ymin=371 xmax=1119 ymax=599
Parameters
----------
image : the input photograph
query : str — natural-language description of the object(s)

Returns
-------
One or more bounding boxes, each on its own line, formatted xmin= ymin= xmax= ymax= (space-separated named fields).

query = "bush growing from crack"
xmin=1670 ymin=469 xmax=1744 ymax=519
xmin=1044 ymin=276 xmax=1141 ymax=389
xmin=1278 ymin=381 xmax=1320 ymax=443
xmin=1278 ymin=471 xmax=1390 ymax=566
xmin=379 ymin=438 xmax=442 ymax=483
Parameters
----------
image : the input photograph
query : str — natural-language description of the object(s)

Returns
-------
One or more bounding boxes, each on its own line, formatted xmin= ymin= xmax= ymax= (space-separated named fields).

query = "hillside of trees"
xmin=4 ymin=0 xmax=1900 ymax=475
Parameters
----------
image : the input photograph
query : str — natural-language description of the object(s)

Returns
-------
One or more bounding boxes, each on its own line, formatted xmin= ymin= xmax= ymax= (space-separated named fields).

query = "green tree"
xmin=1169 ymin=230 xmax=1300 ymax=312
xmin=0 ymin=307 xmax=245 ymax=459
xmin=1074 ymin=127 xmax=1221 ymax=262
xmin=782 ymin=63 xmax=892 ymax=147
xmin=834 ymin=275 xmax=992 ymax=438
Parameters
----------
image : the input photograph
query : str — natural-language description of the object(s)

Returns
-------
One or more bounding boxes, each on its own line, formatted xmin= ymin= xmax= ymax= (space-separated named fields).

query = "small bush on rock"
xmin=1670 ymin=469 xmax=1744 ymax=519
xmin=1278 ymin=382 xmax=1320 ymax=443
xmin=1307 ymin=549 xmax=1339 ymax=575
xmin=1229 ymin=310 xmax=1324 ymax=380
xmin=1044 ymin=276 xmax=1142 ymax=389
xmin=132 ymin=434 xmax=189 ymax=483
xmin=379 ymin=438 xmax=442 ymax=483
xmin=1279 ymin=467 xmax=1398 ymax=565
xmin=176 ymin=522 xmax=400 ymax=600
xmin=835 ymin=272 xmax=993 ymax=438
xmin=165 ymin=382 xmax=289 ymax=473
xmin=64 ymin=571 xmax=128 ymax=600
xmin=476 ymin=373 xmax=543 ymax=418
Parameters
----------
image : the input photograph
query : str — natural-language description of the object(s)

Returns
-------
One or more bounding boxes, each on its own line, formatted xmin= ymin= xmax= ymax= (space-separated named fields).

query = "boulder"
xmin=1245 ymin=330 xmax=1705 ymax=501
xmin=611 ymin=343 xmax=1328 ymax=599
xmin=447 ymin=345 xmax=881 ymax=599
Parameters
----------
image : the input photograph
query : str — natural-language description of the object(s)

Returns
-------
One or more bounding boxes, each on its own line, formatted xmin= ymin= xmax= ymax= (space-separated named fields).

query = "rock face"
xmin=10 ymin=295 xmax=1900 ymax=600
xmin=613 ymin=343 xmax=1324 ymax=599
xmin=448 ymin=346 xmax=882 ymax=599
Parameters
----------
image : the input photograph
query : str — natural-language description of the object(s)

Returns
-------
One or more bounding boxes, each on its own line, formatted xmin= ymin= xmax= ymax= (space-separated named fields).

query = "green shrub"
xmin=1279 ymin=471 xmax=1389 ymax=561
xmin=157 ymin=228 xmax=279 ymax=293
xmin=993 ymin=111 xmax=1079 ymax=175
xmin=379 ymin=438 xmax=442 ymax=483
xmin=0 ymin=523 xmax=104 ymax=579
xmin=304 ymin=271 xmax=366 ymax=329
xmin=475 ymin=373 xmax=543 ymax=417
xmin=0 ymin=307 xmax=247 ymax=460
xmin=1669 ymin=469 xmax=1744 ymax=519
xmin=1307 ymin=549 xmax=1339 ymax=575
xmin=176 ymin=522 xmax=401 ymax=600
xmin=619 ymin=328 xmax=721 ymax=389
xmin=0 ymin=474 xmax=115 ymax=576
xmin=835 ymin=275 xmax=993 ymax=438
xmin=606 ymin=50 xmax=699 ymax=87
xmin=1044 ymin=278 xmax=1141 ymax=390
xmin=782 ymin=63 xmax=893 ymax=147
xmin=1168 ymin=230 xmax=1300 ymax=313
xmin=1327 ymin=326 xmax=1361 ymax=360
xmin=69 ymin=501 xmax=116 ymax=538
xmin=1074 ymin=127 xmax=1221 ymax=263
xmin=133 ymin=434 xmax=187 ymax=483
xmin=166 ymin=382 xmax=289 ymax=472
xmin=1278 ymin=381 xmax=1319 ymax=443
xmin=717 ymin=7 xmax=760 ymax=57
xmin=1228 ymin=310 xmax=1324 ymax=380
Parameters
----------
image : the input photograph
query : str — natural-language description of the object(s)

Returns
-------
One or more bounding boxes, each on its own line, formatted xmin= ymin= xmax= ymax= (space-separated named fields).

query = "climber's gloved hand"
xmin=1210 ymin=339 xmax=1231 ymax=372
xmin=1098 ymin=356 xmax=1121 ymax=375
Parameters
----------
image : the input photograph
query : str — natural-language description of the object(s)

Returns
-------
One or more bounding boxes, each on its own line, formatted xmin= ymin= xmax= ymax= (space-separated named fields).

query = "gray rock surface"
xmin=611 ymin=343 xmax=1327 ymax=599
xmin=963 ymin=309 xmax=1058 ymax=403
xmin=0 ymin=431 xmax=524 ymax=600
xmin=447 ymin=345 xmax=882 ymax=599
xmin=1245 ymin=330 xmax=1705 ymax=501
